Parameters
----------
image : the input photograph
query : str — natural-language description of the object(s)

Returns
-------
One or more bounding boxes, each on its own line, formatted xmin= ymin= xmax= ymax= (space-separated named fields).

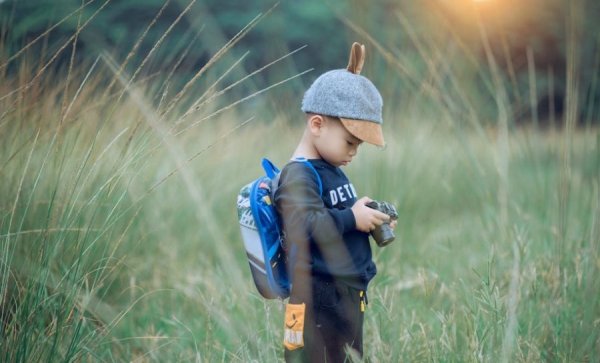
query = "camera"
xmin=366 ymin=200 xmax=398 ymax=247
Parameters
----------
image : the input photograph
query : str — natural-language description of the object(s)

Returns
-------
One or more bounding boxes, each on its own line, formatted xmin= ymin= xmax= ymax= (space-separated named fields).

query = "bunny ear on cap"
xmin=347 ymin=42 xmax=365 ymax=74
xmin=339 ymin=42 xmax=385 ymax=146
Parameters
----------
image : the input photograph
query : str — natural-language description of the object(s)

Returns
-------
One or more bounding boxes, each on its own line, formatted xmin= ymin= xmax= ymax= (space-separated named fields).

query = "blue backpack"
xmin=236 ymin=158 xmax=321 ymax=299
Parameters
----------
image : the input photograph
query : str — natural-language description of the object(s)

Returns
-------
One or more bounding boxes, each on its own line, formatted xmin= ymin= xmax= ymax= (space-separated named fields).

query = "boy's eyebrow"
xmin=342 ymin=125 xmax=362 ymax=144
xmin=348 ymin=135 xmax=363 ymax=144
xmin=327 ymin=115 xmax=363 ymax=144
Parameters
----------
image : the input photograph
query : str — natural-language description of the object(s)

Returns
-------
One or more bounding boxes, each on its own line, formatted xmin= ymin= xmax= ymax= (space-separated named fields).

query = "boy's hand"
xmin=351 ymin=197 xmax=390 ymax=233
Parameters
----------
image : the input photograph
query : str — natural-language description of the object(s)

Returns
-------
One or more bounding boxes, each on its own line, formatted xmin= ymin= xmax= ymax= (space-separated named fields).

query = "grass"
xmin=1 ymin=2 xmax=599 ymax=362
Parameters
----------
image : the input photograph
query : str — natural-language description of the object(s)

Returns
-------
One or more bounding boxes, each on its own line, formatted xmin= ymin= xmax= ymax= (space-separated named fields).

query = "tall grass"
xmin=1 ymin=1 xmax=599 ymax=362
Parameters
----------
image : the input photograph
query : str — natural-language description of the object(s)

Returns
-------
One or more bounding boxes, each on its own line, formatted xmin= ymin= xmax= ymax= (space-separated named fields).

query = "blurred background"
xmin=2 ymin=0 xmax=599 ymax=125
xmin=0 ymin=0 xmax=599 ymax=362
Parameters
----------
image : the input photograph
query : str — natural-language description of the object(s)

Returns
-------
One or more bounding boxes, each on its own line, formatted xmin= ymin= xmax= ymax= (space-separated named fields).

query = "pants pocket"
xmin=283 ymin=303 xmax=305 ymax=351
xmin=316 ymin=282 xmax=341 ymax=309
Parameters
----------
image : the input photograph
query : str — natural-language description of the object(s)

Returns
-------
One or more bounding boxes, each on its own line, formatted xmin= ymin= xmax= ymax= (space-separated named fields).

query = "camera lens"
xmin=377 ymin=224 xmax=395 ymax=247
xmin=371 ymin=223 xmax=395 ymax=247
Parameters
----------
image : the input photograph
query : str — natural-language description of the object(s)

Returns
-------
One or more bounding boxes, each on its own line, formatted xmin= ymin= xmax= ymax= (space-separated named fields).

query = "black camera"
xmin=366 ymin=200 xmax=398 ymax=247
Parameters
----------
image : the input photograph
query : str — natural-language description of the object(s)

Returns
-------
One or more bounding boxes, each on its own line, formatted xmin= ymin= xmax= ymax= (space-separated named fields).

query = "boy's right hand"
xmin=351 ymin=197 xmax=390 ymax=233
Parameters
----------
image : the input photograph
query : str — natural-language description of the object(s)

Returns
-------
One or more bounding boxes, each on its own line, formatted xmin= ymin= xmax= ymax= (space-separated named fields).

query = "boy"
xmin=274 ymin=43 xmax=395 ymax=362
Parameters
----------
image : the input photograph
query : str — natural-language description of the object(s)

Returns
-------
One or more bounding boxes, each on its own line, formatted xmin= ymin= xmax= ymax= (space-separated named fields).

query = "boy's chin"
xmin=334 ymin=160 xmax=350 ymax=167
xmin=322 ymin=157 xmax=350 ymax=167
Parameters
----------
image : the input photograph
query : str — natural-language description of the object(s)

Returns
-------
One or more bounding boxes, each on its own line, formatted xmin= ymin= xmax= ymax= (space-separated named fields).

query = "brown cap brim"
xmin=340 ymin=118 xmax=385 ymax=147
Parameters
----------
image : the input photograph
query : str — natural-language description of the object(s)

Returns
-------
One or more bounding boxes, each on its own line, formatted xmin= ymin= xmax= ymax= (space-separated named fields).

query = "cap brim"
xmin=340 ymin=118 xmax=385 ymax=147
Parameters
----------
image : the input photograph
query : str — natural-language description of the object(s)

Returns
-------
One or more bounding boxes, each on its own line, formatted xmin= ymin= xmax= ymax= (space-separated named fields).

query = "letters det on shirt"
xmin=328 ymin=183 xmax=357 ymax=206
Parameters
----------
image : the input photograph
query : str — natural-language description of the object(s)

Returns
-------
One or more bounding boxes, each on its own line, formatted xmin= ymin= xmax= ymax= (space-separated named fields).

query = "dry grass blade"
xmin=61 ymin=57 xmax=101 ymax=125
xmin=148 ymin=116 xmax=255 ymax=194
xmin=173 ymin=67 xmax=313 ymax=137
xmin=116 ymin=0 xmax=195 ymax=103
xmin=558 ymin=0 xmax=582 ymax=265
xmin=105 ymin=0 xmax=196 ymax=156
xmin=337 ymin=14 xmax=413 ymax=80
xmin=0 ymin=0 xmax=96 ymax=71
xmin=500 ymin=233 xmax=523 ymax=363
xmin=338 ymin=13 xmax=446 ymax=107
xmin=177 ymin=44 xmax=308 ymax=125
xmin=124 ymin=27 xmax=204 ymax=154
xmin=158 ymin=26 xmax=205 ymax=105
xmin=1 ymin=129 xmax=40 ymax=305
xmin=526 ymin=47 xmax=539 ymax=128
xmin=161 ymin=2 xmax=280 ymax=118
xmin=0 ymin=228 xmax=101 ymax=238
xmin=174 ymin=50 xmax=250 ymax=126
xmin=476 ymin=4 xmax=510 ymax=245
xmin=0 ymin=0 xmax=112 ymax=102
xmin=104 ymin=0 xmax=172 ymax=95
xmin=61 ymin=0 xmax=86 ymax=123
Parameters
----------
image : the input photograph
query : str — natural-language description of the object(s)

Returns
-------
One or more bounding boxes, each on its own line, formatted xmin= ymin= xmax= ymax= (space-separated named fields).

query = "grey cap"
xmin=301 ymin=68 xmax=385 ymax=146
xmin=301 ymin=69 xmax=383 ymax=122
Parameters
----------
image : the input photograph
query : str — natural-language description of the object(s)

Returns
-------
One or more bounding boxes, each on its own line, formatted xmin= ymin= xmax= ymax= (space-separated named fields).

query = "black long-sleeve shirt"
xmin=274 ymin=159 xmax=376 ymax=290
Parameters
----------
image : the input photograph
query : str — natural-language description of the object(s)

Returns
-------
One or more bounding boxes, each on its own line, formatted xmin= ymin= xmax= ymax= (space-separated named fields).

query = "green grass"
xmin=1 ymin=94 xmax=598 ymax=361
xmin=1 ymin=5 xmax=599 ymax=362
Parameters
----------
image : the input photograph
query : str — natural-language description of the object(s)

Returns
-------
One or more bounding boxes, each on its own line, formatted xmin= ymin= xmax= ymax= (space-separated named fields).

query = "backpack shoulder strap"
xmin=261 ymin=158 xmax=280 ymax=179
xmin=291 ymin=157 xmax=323 ymax=195
xmin=261 ymin=158 xmax=283 ymax=202
xmin=262 ymin=157 xmax=323 ymax=198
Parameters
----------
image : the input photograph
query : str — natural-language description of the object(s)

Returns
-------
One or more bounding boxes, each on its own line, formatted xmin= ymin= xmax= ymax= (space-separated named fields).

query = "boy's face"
xmin=313 ymin=116 xmax=363 ymax=167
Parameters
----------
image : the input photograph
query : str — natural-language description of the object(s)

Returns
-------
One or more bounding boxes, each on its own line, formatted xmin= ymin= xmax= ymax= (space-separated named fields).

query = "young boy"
xmin=274 ymin=43 xmax=395 ymax=362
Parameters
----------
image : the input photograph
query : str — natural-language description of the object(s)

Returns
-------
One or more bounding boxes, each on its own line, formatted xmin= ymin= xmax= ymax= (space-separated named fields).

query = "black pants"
xmin=285 ymin=277 xmax=366 ymax=363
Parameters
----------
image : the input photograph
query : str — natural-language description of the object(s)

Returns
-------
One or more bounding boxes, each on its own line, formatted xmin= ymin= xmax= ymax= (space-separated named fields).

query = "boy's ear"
xmin=308 ymin=114 xmax=325 ymax=135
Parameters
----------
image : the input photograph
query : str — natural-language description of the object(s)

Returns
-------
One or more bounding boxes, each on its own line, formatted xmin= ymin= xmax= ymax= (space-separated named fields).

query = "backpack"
xmin=236 ymin=158 xmax=321 ymax=299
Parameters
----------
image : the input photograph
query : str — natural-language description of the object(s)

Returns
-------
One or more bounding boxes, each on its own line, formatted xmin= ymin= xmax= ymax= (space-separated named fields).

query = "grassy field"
xmin=1 ymin=11 xmax=600 ymax=363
